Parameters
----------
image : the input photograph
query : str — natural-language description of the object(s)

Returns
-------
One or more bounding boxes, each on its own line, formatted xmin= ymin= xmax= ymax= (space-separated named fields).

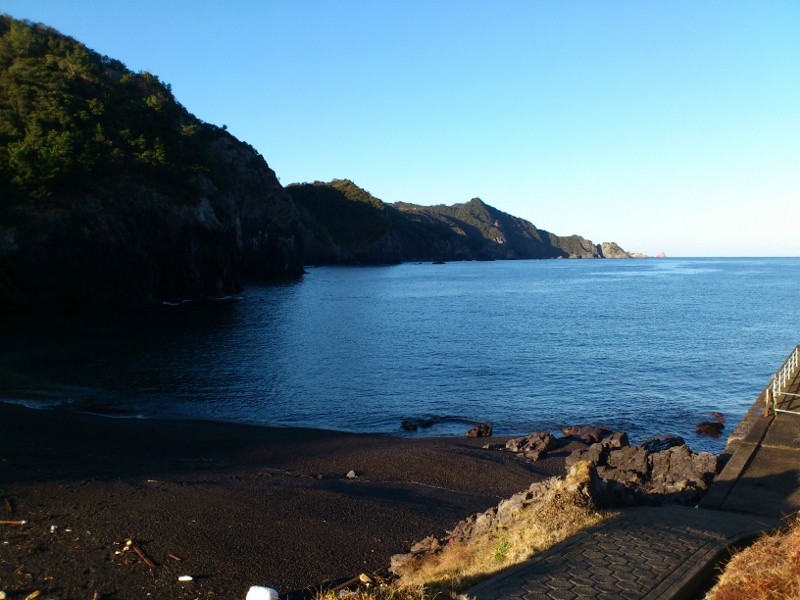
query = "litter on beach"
xmin=0 ymin=520 xmax=27 ymax=526
xmin=129 ymin=542 xmax=157 ymax=568
xmin=246 ymin=586 xmax=279 ymax=600
xmin=178 ymin=575 xmax=193 ymax=582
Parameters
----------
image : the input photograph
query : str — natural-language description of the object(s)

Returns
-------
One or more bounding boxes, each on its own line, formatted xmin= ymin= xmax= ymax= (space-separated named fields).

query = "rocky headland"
xmin=289 ymin=179 xmax=640 ymax=265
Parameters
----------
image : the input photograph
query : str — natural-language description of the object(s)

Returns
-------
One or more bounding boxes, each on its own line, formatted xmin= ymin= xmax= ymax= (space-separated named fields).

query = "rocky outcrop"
xmin=600 ymin=242 xmax=632 ymax=259
xmin=548 ymin=234 xmax=602 ymax=258
xmin=392 ymin=427 xmax=720 ymax=577
xmin=565 ymin=433 xmax=718 ymax=506
xmin=390 ymin=477 xmax=562 ymax=575
xmin=696 ymin=412 xmax=725 ymax=438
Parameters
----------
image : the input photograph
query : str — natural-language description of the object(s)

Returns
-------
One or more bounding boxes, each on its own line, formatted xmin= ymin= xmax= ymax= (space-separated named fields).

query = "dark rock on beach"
xmin=503 ymin=431 xmax=557 ymax=461
xmin=562 ymin=425 xmax=613 ymax=443
xmin=465 ymin=422 xmax=493 ymax=437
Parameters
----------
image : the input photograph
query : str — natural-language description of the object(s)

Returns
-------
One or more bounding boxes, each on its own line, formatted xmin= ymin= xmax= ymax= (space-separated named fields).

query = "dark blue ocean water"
xmin=2 ymin=258 xmax=799 ymax=453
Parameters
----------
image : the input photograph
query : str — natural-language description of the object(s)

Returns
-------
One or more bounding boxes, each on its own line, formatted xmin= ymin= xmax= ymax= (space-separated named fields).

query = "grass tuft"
xmin=705 ymin=516 xmax=800 ymax=600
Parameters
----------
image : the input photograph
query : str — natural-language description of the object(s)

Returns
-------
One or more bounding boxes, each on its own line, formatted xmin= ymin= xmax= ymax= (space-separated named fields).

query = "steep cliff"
xmin=0 ymin=16 xmax=303 ymax=308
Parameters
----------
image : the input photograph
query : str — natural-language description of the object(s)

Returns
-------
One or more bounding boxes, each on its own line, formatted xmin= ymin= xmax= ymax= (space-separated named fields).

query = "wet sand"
xmin=0 ymin=402 xmax=586 ymax=600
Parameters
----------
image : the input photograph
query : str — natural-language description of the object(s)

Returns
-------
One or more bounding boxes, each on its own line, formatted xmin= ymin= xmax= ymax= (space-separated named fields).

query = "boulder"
xmin=650 ymin=446 xmax=717 ymax=487
xmin=564 ymin=461 xmax=628 ymax=508
xmin=566 ymin=443 xmax=606 ymax=470
xmin=389 ymin=553 xmax=418 ymax=576
xmin=696 ymin=421 xmax=724 ymax=438
xmin=564 ymin=431 xmax=629 ymax=470
xmin=465 ymin=422 xmax=493 ymax=437
xmin=640 ymin=434 xmax=685 ymax=453
xmin=504 ymin=432 xmax=556 ymax=461
xmin=409 ymin=536 xmax=441 ymax=553
xmin=607 ymin=446 xmax=649 ymax=475
xmin=562 ymin=425 xmax=612 ymax=443
xmin=603 ymin=431 xmax=629 ymax=449
xmin=401 ymin=420 xmax=418 ymax=431
xmin=599 ymin=447 xmax=649 ymax=486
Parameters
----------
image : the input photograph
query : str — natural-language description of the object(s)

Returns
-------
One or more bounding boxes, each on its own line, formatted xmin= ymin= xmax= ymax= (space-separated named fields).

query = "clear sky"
xmin=3 ymin=1 xmax=799 ymax=256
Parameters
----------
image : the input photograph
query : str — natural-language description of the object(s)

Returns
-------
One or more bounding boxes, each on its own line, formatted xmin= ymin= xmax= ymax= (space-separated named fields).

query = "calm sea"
xmin=2 ymin=258 xmax=799 ymax=453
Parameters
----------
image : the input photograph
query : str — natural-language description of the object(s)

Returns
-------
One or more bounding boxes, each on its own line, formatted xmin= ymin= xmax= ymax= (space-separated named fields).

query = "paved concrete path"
xmin=466 ymin=507 xmax=779 ymax=600
xmin=465 ymin=367 xmax=800 ymax=600
xmin=701 ymin=369 xmax=800 ymax=517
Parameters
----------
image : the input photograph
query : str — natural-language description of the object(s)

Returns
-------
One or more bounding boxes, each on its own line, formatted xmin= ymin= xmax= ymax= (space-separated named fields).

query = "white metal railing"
xmin=766 ymin=345 xmax=800 ymax=417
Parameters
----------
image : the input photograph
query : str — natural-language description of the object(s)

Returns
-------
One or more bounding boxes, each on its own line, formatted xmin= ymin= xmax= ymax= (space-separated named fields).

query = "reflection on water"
xmin=2 ymin=258 xmax=799 ymax=453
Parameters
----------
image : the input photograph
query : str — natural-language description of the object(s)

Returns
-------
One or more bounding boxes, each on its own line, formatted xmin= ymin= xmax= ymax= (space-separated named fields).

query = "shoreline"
xmin=0 ymin=401 xmax=590 ymax=599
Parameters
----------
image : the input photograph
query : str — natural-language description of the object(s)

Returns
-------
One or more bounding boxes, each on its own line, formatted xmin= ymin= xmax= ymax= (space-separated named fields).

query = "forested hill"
xmin=288 ymin=180 xmax=630 ymax=264
xmin=0 ymin=16 xmax=304 ymax=308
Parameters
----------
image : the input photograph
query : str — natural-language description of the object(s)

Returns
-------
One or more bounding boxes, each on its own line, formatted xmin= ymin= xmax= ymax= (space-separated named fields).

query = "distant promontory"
xmin=288 ymin=179 xmax=634 ymax=265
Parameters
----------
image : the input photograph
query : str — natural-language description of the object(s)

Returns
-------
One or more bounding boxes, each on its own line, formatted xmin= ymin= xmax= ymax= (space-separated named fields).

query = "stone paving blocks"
xmin=466 ymin=506 xmax=780 ymax=600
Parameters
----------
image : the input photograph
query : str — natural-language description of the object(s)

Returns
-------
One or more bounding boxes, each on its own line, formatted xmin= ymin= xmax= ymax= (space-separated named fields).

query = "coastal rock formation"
xmin=393 ymin=427 xmax=720 ymax=577
xmin=566 ymin=433 xmax=718 ymax=506
xmin=290 ymin=180 xmax=631 ymax=264
xmin=390 ymin=477 xmax=562 ymax=575
xmin=0 ymin=17 xmax=303 ymax=308
xmin=600 ymin=242 xmax=632 ymax=259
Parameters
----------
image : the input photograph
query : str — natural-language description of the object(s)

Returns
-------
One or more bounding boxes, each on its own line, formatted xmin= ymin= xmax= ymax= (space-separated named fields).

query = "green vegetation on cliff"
xmin=287 ymin=180 xmax=399 ymax=263
xmin=0 ymin=15 xmax=233 ymax=205
xmin=0 ymin=16 xmax=303 ymax=308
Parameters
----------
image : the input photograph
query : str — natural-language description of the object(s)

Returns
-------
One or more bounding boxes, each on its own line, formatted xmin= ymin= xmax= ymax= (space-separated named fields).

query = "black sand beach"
xmin=0 ymin=402 xmax=586 ymax=600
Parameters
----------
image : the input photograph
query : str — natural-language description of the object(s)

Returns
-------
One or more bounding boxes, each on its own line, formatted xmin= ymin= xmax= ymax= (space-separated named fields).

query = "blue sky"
xmin=3 ymin=1 xmax=799 ymax=256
